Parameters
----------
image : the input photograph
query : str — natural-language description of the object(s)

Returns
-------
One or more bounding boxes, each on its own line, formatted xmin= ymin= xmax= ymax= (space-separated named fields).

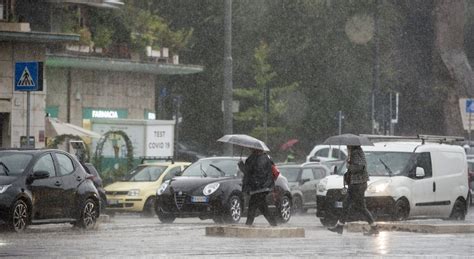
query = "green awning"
xmin=0 ymin=31 xmax=79 ymax=43
xmin=46 ymin=54 xmax=204 ymax=75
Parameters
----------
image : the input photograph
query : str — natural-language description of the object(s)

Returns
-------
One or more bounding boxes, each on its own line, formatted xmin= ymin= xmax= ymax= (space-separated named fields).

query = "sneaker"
xmin=363 ymin=225 xmax=379 ymax=236
xmin=328 ymin=224 xmax=343 ymax=234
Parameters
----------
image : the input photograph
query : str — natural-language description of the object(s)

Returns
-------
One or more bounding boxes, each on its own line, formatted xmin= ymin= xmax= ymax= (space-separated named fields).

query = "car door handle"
xmin=76 ymin=176 xmax=82 ymax=181
xmin=54 ymin=181 xmax=61 ymax=187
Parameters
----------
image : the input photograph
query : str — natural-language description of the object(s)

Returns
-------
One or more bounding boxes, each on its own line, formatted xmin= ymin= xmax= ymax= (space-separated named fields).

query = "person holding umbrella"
xmin=238 ymin=148 xmax=278 ymax=227
xmin=217 ymin=134 xmax=277 ymax=226
xmin=328 ymin=145 xmax=379 ymax=235
xmin=322 ymin=134 xmax=378 ymax=235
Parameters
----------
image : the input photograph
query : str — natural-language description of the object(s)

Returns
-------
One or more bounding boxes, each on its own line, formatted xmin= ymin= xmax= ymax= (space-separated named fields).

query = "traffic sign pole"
xmin=26 ymin=91 xmax=30 ymax=147
xmin=467 ymin=112 xmax=472 ymax=146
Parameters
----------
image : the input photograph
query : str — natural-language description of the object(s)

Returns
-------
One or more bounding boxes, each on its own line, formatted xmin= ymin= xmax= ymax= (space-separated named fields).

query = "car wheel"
xmin=277 ymin=195 xmax=292 ymax=223
xmin=320 ymin=217 xmax=337 ymax=227
xmin=222 ymin=195 xmax=241 ymax=224
xmin=155 ymin=205 xmax=176 ymax=223
xmin=9 ymin=200 xmax=28 ymax=232
xmin=392 ymin=199 xmax=409 ymax=221
xmin=142 ymin=197 xmax=156 ymax=218
xmin=77 ymin=198 xmax=99 ymax=230
xmin=292 ymin=196 xmax=304 ymax=215
xmin=449 ymin=199 xmax=466 ymax=220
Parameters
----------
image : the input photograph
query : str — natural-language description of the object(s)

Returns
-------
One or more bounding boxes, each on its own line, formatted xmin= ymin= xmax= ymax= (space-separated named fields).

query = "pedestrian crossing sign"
xmin=14 ymin=62 xmax=43 ymax=91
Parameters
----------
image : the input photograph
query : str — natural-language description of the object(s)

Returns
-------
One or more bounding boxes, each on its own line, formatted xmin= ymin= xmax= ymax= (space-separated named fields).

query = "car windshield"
xmin=182 ymin=159 xmax=240 ymax=177
xmin=0 ymin=152 xmax=33 ymax=177
xmin=279 ymin=167 xmax=300 ymax=182
xmin=122 ymin=165 xmax=168 ymax=182
xmin=337 ymin=151 xmax=413 ymax=177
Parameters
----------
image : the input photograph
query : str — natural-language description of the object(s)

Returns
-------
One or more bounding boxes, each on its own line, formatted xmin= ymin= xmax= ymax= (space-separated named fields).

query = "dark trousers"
xmin=245 ymin=192 xmax=277 ymax=226
xmin=340 ymin=182 xmax=375 ymax=225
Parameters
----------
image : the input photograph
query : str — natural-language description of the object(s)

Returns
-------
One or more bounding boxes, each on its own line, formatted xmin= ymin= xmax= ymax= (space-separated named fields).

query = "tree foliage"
xmin=80 ymin=1 xmax=472 ymax=159
xmin=234 ymin=41 xmax=297 ymax=148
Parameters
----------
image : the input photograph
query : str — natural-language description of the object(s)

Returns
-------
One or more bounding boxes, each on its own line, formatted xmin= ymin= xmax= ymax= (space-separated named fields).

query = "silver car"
xmin=278 ymin=162 xmax=331 ymax=213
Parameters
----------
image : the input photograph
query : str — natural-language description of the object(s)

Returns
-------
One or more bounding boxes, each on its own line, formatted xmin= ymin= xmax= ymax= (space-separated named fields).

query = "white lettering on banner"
xmin=92 ymin=110 xmax=119 ymax=119
xmin=145 ymin=124 xmax=174 ymax=157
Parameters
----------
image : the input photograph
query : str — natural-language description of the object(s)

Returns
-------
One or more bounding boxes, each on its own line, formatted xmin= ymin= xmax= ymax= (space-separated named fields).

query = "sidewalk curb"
xmin=205 ymin=225 xmax=305 ymax=238
xmin=346 ymin=222 xmax=474 ymax=234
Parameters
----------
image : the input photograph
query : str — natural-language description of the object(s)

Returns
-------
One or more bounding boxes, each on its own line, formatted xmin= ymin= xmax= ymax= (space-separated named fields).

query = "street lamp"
xmin=223 ymin=0 xmax=233 ymax=155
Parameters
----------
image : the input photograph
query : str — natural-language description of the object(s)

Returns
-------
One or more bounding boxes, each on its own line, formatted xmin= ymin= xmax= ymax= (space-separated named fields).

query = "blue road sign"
xmin=14 ymin=62 xmax=43 ymax=91
xmin=466 ymin=99 xmax=474 ymax=113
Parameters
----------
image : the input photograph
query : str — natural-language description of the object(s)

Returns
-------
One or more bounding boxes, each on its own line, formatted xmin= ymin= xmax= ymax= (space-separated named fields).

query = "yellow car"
xmin=105 ymin=161 xmax=190 ymax=216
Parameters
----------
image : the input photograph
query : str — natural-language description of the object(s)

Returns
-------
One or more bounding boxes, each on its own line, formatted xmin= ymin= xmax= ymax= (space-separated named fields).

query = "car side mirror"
xmin=175 ymin=171 xmax=183 ymax=177
xmin=27 ymin=170 xmax=50 ymax=184
xmin=309 ymin=156 xmax=320 ymax=162
xmin=415 ymin=167 xmax=425 ymax=178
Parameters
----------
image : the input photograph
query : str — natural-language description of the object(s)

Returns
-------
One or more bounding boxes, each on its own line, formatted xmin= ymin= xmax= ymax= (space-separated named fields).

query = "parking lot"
xmin=0 ymin=207 xmax=473 ymax=258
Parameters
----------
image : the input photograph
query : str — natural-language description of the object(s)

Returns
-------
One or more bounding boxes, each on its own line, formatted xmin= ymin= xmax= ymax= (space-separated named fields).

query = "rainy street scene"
xmin=1 ymin=0 xmax=474 ymax=258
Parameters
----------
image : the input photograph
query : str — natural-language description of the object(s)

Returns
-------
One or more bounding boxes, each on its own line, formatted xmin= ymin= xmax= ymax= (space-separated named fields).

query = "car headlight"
xmin=0 ymin=184 xmax=11 ymax=194
xmin=317 ymin=178 xmax=328 ymax=192
xmin=203 ymin=182 xmax=220 ymax=196
xmin=128 ymin=189 xmax=140 ymax=196
xmin=157 ymin=181 xmax=169 ymax=196
xmin=367 ymin=179 xmax=392 ymax=194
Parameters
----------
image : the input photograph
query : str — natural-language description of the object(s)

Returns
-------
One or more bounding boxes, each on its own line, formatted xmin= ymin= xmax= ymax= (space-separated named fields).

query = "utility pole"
xmin=337 ymin=111 xmax=344 ymax=135
xmin=372 ymin=0 xmax=380 ymax=134
xmin=174 ymin=95 xmax=182 ymax=159
xmin=223 ymin=0 xmax=233 ymax=155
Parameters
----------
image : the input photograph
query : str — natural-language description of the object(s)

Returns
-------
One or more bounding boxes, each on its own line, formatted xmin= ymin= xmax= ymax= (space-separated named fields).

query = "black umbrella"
xmin=323 ymin=133 xmax=374 ymax=146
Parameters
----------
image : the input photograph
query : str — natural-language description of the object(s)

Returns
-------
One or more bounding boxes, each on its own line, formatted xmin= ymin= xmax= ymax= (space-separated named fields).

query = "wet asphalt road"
xmin=0 ymin=208 xmax=473 ymax=258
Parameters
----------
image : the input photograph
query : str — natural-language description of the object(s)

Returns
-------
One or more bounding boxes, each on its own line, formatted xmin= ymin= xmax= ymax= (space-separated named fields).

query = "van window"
xmin=407 ymin=152 xmax=432 ymax=178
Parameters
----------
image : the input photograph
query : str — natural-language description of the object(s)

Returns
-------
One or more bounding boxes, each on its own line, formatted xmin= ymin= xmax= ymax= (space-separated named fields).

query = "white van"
xmin=316 ymin=141 xmax=470 ymax=226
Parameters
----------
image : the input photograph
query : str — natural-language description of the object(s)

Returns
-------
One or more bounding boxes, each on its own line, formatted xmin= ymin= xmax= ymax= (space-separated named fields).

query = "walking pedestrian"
xmin=328 ymin=145 xmax=379 ymax=235
xmin=238 ymin=148 xmax=278 ymax=226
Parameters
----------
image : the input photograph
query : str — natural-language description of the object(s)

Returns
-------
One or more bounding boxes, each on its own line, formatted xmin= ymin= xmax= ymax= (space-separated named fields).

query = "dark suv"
xmin=0 ymin=149 xmax=100 ymax=232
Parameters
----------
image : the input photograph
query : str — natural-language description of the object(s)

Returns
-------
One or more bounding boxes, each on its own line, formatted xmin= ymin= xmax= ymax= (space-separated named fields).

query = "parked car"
xmin=306 ymin=145 xmax=347 ymax=162
xmin=0 ymin=149 xmax=100 ymax=232
xmin=82 ymin=162 xmax=107 ymax=212
xmin=155 ymin=157 xmax=292 ymax=224
xmin=316 ymin=141 xmax=470 ymax=226
xmin=105 ymin=161 xmax=190 ymax=217
xmin=278 ymin=162 xmax=331 ymax=213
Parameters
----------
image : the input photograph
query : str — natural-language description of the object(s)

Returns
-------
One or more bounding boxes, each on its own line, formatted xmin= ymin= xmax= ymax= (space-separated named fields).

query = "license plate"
xmin=108 ymin=199 xmax=120 ymax=205
xmin=334 ymin=201 xmax=343 ymax=208
xmin=191 ymin=196 xmax=209 ymax=203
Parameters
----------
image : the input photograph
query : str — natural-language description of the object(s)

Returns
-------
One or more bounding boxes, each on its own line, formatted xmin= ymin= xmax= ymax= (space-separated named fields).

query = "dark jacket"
xmin=241 ymin=152 xmax=275 ymax=194
xmin=348 ymin=146 xmax=369 ymax=184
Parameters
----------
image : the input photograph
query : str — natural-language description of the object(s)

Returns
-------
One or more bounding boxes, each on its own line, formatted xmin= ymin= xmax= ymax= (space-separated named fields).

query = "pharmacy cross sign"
xmin=14 ymin=62 xmax=43 ymax=91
